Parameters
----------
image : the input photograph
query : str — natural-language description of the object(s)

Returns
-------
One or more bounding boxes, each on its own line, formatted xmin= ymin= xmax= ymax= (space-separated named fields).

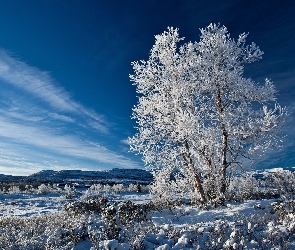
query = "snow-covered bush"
xmin=2 ymin=169 xmax=295 ymax=248
xmin=81 ymin=183 xmax=104 ymax=200
xmin=227 ymin=174 xmax=262 ymax=201
xmin=0 ymin=184 xmax=28 ymax=194
xmin=264 ymin=169 xmax=295 ymax=199
xmin=136 ymin=204 xmax=295 ymax=249
xmin=149 ymin=168 xmax=179 ymax=205
xmin=150 ymin=169 xmax=198 ymax=206
xmin=126 ymin=183 xmax=137 ymax=192
xmin=37 ymin=184 xmax=52 ymax=194
xmin=124 ymin=183 xmax=149 ymax=193
xmin=0 ymin=183 xmax=66 ymax=195
xmin=271 ymin=200 xmax=295 ymax=225
xmin=8 ymin=185 xmax=21 ymax=194
xmin=0 ymin=196 xmax=153 ymax=249
xmin=112 ymin=183 xmax=125 ymax=194
xmin=138 ymin=183 xmax=149 ymax=193
xmin=65 ymin=197 xmax=154 ymax=226
xmin=0 ymin=212 xmax=89 ymax=249
xmin=81 ymin=183 xmax=149 ymax=200
xmin=64 ymin=197 xmax=156 ymax=247
xmin=61 ymin=184 xmax=77 ymax=199
xmin=36 ymin=183 xmax=63 ymax=195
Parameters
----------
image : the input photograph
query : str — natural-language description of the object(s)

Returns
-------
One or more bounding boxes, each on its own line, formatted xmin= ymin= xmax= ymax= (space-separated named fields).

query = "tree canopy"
xmin=129 ymin=24 xmax=287 ymax=204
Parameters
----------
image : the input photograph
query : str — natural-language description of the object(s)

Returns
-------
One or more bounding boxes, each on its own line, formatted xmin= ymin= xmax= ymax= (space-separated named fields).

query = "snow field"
xmin=0 ymin=177 xmax=295 ymax=249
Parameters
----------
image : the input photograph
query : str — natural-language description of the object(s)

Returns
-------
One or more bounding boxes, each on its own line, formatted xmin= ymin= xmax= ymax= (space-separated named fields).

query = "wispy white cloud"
xmin=0 ymin=49 xmax=108 ymax=133
xmin=0 ymin=49 xmax=141 ymax=175
xmin=0 ymin=111 xmax=140 ymax=172
xmin=0 ymin=51 xmax=75 ymax=112
xmin=49 ymin=113 xmax=75 ymax=123
xmin=0 ymin=109 xmax=44 ymax=122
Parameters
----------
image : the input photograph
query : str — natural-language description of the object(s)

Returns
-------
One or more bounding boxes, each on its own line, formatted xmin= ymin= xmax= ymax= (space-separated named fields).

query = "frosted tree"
xmin=129 ymin=24 xmax=287 ymax=204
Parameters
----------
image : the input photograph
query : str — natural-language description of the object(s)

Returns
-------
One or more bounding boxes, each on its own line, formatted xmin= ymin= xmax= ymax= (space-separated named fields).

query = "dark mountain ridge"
xmin=0 ymin=168 xmax=153 ymax=185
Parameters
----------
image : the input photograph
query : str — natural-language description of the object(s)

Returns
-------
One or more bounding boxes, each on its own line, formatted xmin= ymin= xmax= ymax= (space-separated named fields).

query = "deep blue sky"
xmin=0 ymin=0 xmax=294 ymax=175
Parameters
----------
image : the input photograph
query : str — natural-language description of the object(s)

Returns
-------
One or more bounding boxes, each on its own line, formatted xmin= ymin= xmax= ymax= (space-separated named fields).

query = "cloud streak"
xmin=0 ymin=49 xmax=108 ymax=133
xmin=0 ymin=51 xmax=75 ymax=112
xmin=0 ymin=50 xmax=141 ymax=175
xmin=0 ymin=118 xmax=139 ymax=168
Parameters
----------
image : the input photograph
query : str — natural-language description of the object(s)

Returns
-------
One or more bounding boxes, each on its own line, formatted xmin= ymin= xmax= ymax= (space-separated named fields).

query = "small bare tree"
xmin=129 ymin=24 xmax=287 ymax=204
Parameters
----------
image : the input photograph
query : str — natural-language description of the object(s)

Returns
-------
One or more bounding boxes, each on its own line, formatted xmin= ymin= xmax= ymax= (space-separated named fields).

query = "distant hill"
xmin=1 ymin=167 xmax=294 ymax=185
xmin=0 ymin=168 xmax=153 ymax=185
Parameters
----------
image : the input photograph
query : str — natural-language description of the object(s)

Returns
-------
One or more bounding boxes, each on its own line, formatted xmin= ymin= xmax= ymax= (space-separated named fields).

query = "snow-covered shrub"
xmin=65 ymin=197 xmax=154 ymax=225
xmin=64 ymin=196 xmax=155 ymax=245
xmin=24 ymin=184 xmax=34 ymax=193
xmin=0 ymin=198 xmax=144 ymax=249
xmin=264 ymin=169 xmax=295 ymax=199
xmin=149 ymin=168 xmax=198 ymax=206
xmin=150 ymin=168 xmax=295 ymax=206
xmin=227 ymin=174 xmax=262 ymax=201
xmin=64 ymin=196 xmax=109 ymax=215
xmin=111 ymin=183 xmax=125 ymax=194
xmin=36 ymin=183 xmax=63 ymax=195
xmin=81 ymin=183 xmax=104 ymax=200
xmin=81 ymin=183 xmax=149 ymax=201
xmin=127 ymin=183 xmax=148 ymax=193
xmin=149 ymin=168 xmax=173 ymax=204
xmin=8 ymin=185 xmax=20 ymax=194
xmin=271 ymin=200 xmax=295 ymax=226
xmin=0 ymin=184 xmax=34 ymax=194
xmin=127 ymin=220 xmax=157 ymax=249
xmin=0 ymin=212 xmax=90 ymax=249
xmin=36 ymin=184 xmax=52 ymax=194
xmin=103 ymin=184 xmax=112 ymax=196
xmin=127 ymin=183 xmax=137 ymax=193
xmin=61 ymin=184 xmax=77 ymax=199
xmin=1 ymin=183 xmax=65 ymax=195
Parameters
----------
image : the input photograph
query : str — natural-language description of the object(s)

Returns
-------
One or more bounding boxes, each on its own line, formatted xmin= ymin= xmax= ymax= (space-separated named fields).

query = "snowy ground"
xmin=0 ymin=188 xmax=294 ymax=249
xmin=0 ymin=191 xmax=269 ymax=221
xmin=150 ymin=199 xmax=273 ymax=228
xmin=0 ymin=192 xmax=151 ymax=217
xmin=0 ymin=193 xmax=64 ymax=216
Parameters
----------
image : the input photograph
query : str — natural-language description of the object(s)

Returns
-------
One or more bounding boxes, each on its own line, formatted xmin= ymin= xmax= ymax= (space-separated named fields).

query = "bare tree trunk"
xmin=216 ymin=86 xmax=228 ymax=196
xmin=220 ymin=128 xmax=228 ymax=195
xmin=183 ymin=140 xmax=207 ymax=204
xmin=192 ymin=169 xmax=207 ymax=204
